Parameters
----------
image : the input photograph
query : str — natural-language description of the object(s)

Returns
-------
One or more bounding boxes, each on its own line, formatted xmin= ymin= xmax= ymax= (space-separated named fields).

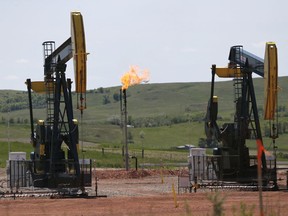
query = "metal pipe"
xmin=132 ymin=156 xmax=138 ymax=171
xmin=26 ymin=79 xmax=35 ymax=146
xmin=120 ymin=89 xmax=124 ymax=157
xmin=123 ymin=89 xmax=129 ymax=171
xmin=210 ymin=65 xmax=216 ymax=104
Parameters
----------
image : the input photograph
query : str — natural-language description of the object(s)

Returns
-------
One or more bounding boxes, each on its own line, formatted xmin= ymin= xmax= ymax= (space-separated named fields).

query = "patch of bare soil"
xmin=95 ymin=168 xmax=188 ymax=179
xmin=0 ymin=169 xmax=287 ymax=216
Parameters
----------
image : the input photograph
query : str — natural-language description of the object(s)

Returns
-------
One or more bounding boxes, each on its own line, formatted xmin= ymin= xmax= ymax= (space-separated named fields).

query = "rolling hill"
xmin=0 ymin=76 xmax=288 ymax=151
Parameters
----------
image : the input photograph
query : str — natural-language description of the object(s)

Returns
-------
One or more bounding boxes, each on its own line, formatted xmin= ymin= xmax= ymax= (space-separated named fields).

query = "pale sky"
xmin=1 ymin=0 xmax=287 ymax=90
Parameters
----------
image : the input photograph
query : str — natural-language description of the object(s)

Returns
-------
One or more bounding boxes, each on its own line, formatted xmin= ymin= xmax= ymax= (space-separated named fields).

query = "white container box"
xmin=7 ymin=152 xmax=28 ymax=188
xmin=188 ymin=148 xmax=206 ymax=181
xmin=9 ymin=152 xmax=26 ymax=161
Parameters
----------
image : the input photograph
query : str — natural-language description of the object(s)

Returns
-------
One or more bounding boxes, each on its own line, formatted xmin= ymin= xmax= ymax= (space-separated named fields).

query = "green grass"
xmin=0 ymin=141 xmax=32 ymax=167
xmin=81 ymin=150 xmax=124 ymax=168
xmin=1 ymin=120 xmax=288 ymax=169
xmin=126 ymin=122 xmax=205 ymax=150
xmin=0 ymin=124 xmax=31 ymax=139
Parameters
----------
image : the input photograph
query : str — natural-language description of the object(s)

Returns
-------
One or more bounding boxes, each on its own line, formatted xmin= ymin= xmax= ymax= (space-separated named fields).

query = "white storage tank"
xmin=188 ymin=148 xmax=206 ymax=181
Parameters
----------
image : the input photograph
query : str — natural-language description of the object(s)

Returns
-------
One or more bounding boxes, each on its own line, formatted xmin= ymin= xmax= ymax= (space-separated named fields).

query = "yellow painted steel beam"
xmin=29 ymin=81 xmax=55 ymax=94
xmin=30 ymin=81 xmax=46 ymax=93
xmin=215 ymin=67 xmax=242 ymax=78
xmin=264 ymin=42 xmax=278 ymax=120
xmin=71 ymin=11 xmax=87 ymax=94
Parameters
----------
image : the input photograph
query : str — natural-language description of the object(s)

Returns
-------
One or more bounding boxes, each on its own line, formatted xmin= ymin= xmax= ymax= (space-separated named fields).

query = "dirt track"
xmin=0 ymin=169 xmax=288 ymax=216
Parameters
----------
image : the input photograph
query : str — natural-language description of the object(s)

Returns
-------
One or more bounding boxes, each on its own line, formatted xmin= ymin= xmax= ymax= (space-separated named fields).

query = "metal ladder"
xmin=232 ymin=46 xmax=256 ymax=139
xmin=43 ymin=41 xmax=56 ymax=126
xmin=232 ymin=46 xmax=243 ymax=125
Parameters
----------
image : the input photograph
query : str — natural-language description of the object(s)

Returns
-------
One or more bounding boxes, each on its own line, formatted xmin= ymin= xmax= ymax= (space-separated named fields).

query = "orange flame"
xmin=121 ymin=65 xmax=150 ymax=90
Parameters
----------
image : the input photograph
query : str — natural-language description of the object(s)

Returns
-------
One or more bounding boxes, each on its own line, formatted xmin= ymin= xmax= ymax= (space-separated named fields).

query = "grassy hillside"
xmin=2 ymin=76 xmax=288 ymax=124
xmin=0 ymin=77 xmax=288 ymax=167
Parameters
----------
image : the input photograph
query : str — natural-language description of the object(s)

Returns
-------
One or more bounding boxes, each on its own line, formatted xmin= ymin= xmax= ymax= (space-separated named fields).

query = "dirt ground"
xmin=0 ymin=169 xmax=288 ymax=216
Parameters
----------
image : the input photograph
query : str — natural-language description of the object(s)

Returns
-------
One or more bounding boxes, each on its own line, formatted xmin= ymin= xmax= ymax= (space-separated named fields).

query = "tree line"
xmin=0 ymin=93 xmax=46 ymax=112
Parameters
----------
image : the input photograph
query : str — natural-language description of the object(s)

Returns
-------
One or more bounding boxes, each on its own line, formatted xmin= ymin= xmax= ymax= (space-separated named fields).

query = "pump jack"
xmin=205 ymin=43 xmax=278 ymax=187
xmin=26 ymin=12 xmax=90 ymax=189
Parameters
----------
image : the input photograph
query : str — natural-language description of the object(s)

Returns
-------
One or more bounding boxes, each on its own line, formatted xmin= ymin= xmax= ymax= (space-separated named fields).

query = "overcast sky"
xmin=1 ymin=0 xmax=287 ymax=91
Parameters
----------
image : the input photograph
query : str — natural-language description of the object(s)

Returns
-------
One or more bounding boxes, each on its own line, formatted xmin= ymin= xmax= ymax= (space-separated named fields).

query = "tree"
xmin=97 ymin=87 xmax=104 ymax=94
xmin=113 ymin=92 xmax=120 ymax=102
xmin=102 ymin=95 xmax=110 ymax=105
xmin=9 ymin=118 xmax=14 ymax=124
